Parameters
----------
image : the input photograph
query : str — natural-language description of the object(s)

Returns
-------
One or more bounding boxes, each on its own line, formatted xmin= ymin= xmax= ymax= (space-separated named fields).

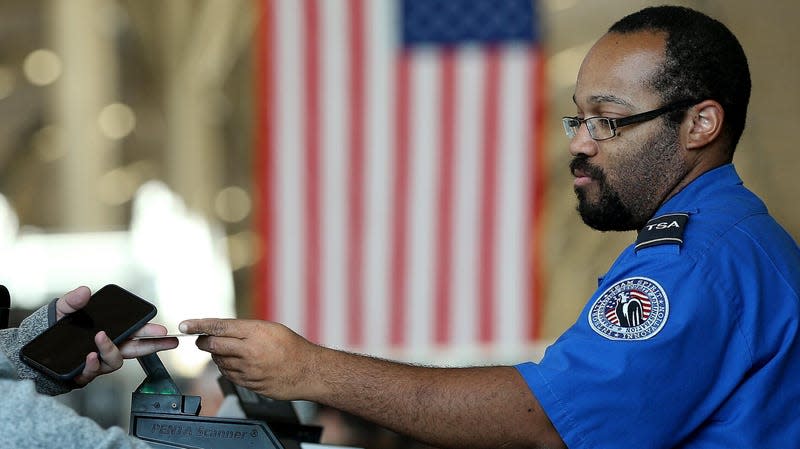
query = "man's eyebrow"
xmin=572 ymin=94 xmax=634 ymax=108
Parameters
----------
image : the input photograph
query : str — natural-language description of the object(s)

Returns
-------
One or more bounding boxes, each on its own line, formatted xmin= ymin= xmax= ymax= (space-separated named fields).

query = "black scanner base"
xmin=130 ymin=354 xmax=285 ymax=449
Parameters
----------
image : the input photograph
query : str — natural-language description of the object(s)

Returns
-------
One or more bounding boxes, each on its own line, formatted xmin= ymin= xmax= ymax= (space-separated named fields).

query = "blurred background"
xmin=0 ymin=0 xmax=797 ymax=447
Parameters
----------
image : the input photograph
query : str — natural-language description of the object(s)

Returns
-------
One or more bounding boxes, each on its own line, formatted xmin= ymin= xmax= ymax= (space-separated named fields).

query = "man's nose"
xmin=568 ymin=122 xmax=599 ymax=158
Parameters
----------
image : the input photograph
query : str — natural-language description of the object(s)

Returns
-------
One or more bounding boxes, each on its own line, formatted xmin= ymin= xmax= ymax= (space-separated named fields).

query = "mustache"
xmin=570 ymin=156 xmax=605 ymax=180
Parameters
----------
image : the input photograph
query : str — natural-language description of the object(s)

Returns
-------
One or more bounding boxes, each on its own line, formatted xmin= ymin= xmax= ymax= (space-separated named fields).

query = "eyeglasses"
xmin=562 ymin=99 xmax=701 ymax=141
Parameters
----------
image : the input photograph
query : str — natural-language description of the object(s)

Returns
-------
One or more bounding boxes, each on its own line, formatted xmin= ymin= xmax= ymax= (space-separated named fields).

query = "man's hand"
xmin=178 ymin=318 xmax=321 ymax=400
xmin=56 ymin=286 xmax=179 ymax=386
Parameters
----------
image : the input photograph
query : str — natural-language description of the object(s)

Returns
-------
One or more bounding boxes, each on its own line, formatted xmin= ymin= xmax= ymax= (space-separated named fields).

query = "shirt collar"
xmin=653 ymin=163 xmax=742 ymax=216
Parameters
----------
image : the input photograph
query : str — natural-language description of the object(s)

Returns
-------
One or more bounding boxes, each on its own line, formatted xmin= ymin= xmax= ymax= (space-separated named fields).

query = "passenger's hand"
xmin=55 ymin=286 xmax=179 ymax=386
xmin=179 ymin=318 xmax=320 ymax=400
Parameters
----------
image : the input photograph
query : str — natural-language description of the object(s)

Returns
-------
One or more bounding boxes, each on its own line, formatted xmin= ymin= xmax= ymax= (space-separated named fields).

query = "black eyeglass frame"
xmin=562 ymin=98 xmax=702 ymax=141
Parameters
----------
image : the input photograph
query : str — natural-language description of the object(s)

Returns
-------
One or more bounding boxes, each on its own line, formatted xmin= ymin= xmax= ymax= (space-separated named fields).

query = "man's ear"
xmin=684 ymin=99 xmax=724 ymax=150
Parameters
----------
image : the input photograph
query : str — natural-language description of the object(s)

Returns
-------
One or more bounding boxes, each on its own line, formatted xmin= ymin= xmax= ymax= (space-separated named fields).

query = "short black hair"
xmin=609 ymin=6 xmax=751 ymax=154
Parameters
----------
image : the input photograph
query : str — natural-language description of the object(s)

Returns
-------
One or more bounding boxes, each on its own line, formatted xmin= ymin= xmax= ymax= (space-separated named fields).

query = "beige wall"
xmin=541 ymin=0 xmax=800 ymax=338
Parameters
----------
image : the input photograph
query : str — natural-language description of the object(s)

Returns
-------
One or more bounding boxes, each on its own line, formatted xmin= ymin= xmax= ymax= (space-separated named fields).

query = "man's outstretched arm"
xmin=180 ymin=318 xmax=565 ymax=449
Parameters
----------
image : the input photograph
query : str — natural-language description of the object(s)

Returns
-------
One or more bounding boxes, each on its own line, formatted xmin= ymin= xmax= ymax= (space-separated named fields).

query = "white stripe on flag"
xmin=451 ymin=45 xmax=484 ymax=348
xmin=407 ymin=49 xmax=440 ymax=350
xmin=273 ymin=0 xmax=304 ymax=333
xmin=495 ymin=46 xmax=533 ymax=346
xmin=362 ymin=0 xmax=394 ymax=352
xmin=320 ymin=0 xmax=348 ymax=348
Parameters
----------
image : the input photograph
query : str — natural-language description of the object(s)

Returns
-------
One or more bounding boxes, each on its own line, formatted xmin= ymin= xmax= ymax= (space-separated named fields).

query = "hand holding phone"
xmin=20 ymin=284 xmax=159 ymax=381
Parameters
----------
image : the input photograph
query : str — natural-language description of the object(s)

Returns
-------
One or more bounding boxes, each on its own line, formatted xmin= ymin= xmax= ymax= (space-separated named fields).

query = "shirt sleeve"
xmin=516 ymin=247 xmax=752 ymax=449
xmin=0 ymin=372 xmax=154 ymax=448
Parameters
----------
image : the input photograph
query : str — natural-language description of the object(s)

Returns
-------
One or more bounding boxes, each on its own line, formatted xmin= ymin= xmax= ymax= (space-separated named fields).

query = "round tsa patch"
xmin=588 ymin=277 xmax=669 ymax=341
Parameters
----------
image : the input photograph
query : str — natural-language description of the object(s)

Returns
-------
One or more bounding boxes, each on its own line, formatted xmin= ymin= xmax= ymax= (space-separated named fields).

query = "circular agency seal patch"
xmin=588 ymin=277 xmax=669 ymax=341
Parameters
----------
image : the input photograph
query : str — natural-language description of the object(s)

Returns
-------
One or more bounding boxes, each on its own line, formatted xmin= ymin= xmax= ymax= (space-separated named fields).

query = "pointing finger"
xmin=180 ymin=318 xmax=242 ymax=337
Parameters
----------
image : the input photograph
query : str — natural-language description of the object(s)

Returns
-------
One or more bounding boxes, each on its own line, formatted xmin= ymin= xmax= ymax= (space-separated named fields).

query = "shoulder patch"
xmin=635 ymin=212 xmax=689 ymax=251
xmin=588 ymin=277 xmax=669 ymax=340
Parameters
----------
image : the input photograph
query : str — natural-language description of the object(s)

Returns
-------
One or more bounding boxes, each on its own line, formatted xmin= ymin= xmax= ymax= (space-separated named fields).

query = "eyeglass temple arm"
xmin=613 ymin=99 xmax=701 ymax=128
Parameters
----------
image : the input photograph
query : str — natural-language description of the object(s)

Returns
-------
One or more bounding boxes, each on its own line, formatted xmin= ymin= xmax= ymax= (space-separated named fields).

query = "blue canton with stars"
xmin=401 ymin=0 xmax=539 ymax=46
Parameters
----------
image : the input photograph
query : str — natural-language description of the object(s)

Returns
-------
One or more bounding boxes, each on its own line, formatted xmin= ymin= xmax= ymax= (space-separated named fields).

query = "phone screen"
xmin=20 ymin=284 xmax=157 ymax=380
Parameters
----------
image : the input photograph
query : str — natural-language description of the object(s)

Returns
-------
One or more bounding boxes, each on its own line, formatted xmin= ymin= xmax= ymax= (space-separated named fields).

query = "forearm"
xmin=306 ymin=348 xmax=564 ymax=449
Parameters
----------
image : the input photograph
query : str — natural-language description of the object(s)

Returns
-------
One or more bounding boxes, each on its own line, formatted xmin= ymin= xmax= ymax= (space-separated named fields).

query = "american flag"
xmin=253 ymin=0 xmax=546 ymax=359
xmin=606 ymin=291 xmax=652 ymax=326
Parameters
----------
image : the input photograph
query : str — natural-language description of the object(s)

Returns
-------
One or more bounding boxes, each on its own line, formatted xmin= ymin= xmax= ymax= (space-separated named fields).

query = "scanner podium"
xmin=129 ymin=354 xmax=362 ymax=449
xmin=130 ymin=353 xmax=285 ymax=448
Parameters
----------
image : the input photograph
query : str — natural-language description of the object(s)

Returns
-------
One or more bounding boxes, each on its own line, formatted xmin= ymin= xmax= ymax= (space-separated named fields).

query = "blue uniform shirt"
xmin=517 ymin=164 xmax=800 ymax=448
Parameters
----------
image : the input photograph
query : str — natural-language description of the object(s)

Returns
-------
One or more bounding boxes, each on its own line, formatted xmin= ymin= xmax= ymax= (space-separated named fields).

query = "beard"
xmin=571 ymin=124 xmax=686 ymax=232
xmin=571 ymin=159 xmax=637 ymax=231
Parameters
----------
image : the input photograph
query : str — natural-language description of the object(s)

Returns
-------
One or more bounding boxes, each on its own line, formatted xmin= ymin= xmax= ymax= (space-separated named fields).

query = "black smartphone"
xmin=20 ymin=284 xmax=157 ymax=381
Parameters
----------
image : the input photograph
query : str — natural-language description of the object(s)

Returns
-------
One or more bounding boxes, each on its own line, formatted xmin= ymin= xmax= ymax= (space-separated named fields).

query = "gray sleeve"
xmin=0 ymin=300 xmax=72 ymax=395
xmin=0 ymin=366 xmax=153 ymax=448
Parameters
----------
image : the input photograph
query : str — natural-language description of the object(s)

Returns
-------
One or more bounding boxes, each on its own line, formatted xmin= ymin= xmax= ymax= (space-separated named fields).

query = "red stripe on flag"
xmin=478 ymin=48 xmax=501 ymax=343
xmin=390 ymin=52 xmax=412 ymax=347
xmin=434 ymin=49 xmax=457 ymax=345
xmin=347 ymin=0 xmax=366 ymax=347
xmin=253 ymin=0 xmax=274 ymax=321
xmin=303 ymin=0 xmax=322 ymax=342
xmin=528 ymin=46 xmax=547 ymax=340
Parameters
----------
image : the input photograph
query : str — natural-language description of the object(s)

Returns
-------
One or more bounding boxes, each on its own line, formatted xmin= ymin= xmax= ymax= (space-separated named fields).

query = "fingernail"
xmin=179 ymin=322 xmax=188 ymax=333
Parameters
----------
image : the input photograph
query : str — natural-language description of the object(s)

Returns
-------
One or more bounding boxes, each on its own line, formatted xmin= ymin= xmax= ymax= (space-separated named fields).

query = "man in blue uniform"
xmin=181 ymin=6 xmax=800 ymax=448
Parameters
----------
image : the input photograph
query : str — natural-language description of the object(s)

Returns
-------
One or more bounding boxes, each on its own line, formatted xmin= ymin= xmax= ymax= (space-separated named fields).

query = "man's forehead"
xmin=574 ymin=31 xmax=666 ymax=108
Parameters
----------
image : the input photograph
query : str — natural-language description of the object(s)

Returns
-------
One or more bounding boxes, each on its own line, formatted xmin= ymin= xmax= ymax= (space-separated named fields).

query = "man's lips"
xmin=570 ymin=157 xmax=604 ymax=189
xmin=572 ymin=168 xmax=594 ymax=188
xmin=574 ymin=176 xmax=593 ymax=188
